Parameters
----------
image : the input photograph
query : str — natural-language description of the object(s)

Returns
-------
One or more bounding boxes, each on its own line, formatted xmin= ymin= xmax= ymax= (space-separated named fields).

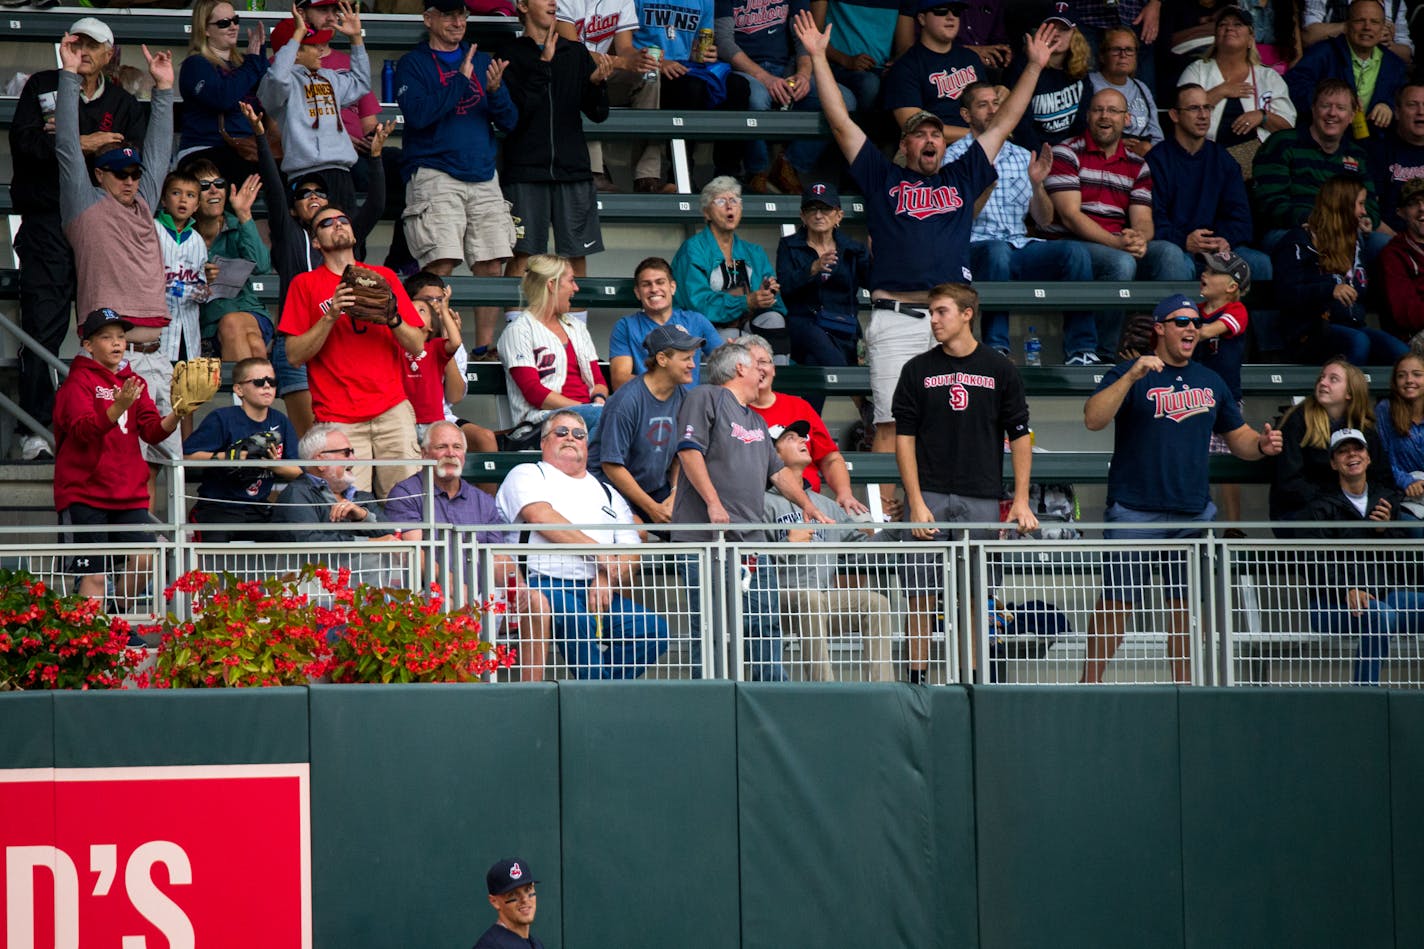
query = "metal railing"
xmin=13 ymin=461 xmax=1424 ymax=688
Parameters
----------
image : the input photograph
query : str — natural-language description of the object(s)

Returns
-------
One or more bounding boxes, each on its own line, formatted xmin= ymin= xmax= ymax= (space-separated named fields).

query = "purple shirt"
xmin=385 ymin=473 xmax=506 ymax=544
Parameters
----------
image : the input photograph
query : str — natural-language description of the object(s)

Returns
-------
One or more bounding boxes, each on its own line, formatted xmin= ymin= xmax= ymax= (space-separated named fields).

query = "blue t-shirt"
xmin=848 ymin=138 xmax=995 ymax=292
xmin=587 ymin=377 xmax=687 ymax=499
xmin=637 ymin=0 xmax=714 ymax=61
xmin=607 ymin=309 xmax=721 ymax=386
xmin=1098 ymin=358 xmax=1245 ymax=515
xmin=182 ymin=405 xmax=299 ymax=505
xmin=882 ymin=44 xmax=985 ymax=127
xmin=716 ymin=0 xmax=808 ymax=72
xmin=824 ymin=0 xmax=900 ymax=64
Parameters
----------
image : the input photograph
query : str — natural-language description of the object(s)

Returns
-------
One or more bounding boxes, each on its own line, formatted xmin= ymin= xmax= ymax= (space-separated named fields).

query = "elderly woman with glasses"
xmin=1177 ymin=4 xmax=1294 ymax=174
xmin=670 ymin=176 xmax=790 ymax=361
xmin=1087 ymin=26 xmax=1162 ymax=155
xmin=178 ymin=0 xmax=269 ymax=183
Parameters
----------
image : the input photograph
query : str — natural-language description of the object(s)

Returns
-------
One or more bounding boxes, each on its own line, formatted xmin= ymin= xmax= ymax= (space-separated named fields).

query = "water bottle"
xmin=168 ymin=282 xmax=185 ymax=305
xmin=1024 ymin=327 xmax=1041 ymax=367
xmin=382 ymin=60 xmax=396 ymax=103
xmin=246 ymin=0 xmax=262 ymax=10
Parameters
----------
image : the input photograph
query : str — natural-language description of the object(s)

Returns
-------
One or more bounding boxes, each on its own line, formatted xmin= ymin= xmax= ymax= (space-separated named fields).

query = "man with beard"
xmin=270 ymin=423 xmax=394 ymax=541
xmin=1079 ymin=293 xmax=1283 ymax=685
xmin=791 ymin=11 xmax=1052 ymax=512
xmin=278 ymin=203 xmax=426 ymax=496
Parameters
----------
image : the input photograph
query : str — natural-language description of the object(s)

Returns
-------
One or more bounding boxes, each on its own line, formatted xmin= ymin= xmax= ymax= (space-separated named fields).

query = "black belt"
xmin=127 ymin=340 xmax=162 ymax=354
xmin=872 ymin=300 xmax=928 ymax=317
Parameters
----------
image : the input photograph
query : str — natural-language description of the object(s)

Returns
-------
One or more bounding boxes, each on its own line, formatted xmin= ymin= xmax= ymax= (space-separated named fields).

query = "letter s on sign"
xmin=125 ymin=841 xmax=195 ymax=949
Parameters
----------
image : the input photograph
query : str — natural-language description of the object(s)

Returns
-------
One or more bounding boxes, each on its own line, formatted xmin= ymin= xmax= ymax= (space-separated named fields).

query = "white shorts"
xmin=866 ymin=304 xmax=934 ymax=425
xmin=127 ymin=347 xmax=181 ymax=463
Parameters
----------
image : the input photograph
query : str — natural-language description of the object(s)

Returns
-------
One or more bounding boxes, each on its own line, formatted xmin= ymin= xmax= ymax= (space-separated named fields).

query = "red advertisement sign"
xmin=2 ymin=764 xmax=311 ymax=948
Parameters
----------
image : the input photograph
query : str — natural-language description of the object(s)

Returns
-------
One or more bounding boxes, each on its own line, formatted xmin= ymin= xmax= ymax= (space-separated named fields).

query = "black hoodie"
xmin=500 ymin=35 xmax=610 ymax=184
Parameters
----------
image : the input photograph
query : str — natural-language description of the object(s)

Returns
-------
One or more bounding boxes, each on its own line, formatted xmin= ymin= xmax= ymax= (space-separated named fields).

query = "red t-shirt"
xmin=278 ymin=263 xmax=424 ymax=423
xmin=404 ymin=338 xmax=455 ymax=424
xmin=750 ymin=392 xmax=838 ymax=494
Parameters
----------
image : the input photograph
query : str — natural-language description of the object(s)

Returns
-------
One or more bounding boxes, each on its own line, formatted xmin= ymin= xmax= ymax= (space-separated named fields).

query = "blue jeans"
xmin=1305 ymin=324 xmax=1409 ymax=367
xmin=1309 ymin=590 xmax=1424 ymax=685
xmin=829 ymin=62 xmax=880 ymax=111
xmin=1158 ymin=243 xmax=1273 ymax=286
xmin=737 ymin=69 xmax=850 ymax=174
xmin=527 ymin=573 xmax=668 ymax=679
xmin=788 ymin=317 xmax=857 ymax=414
xmin=970 ymin=239 xmax=1097 ymax=357
xmin=679 ymin=553 xmax=785 ymax=681
xmin=1078 ymin=239 xmax=1183 ymax=349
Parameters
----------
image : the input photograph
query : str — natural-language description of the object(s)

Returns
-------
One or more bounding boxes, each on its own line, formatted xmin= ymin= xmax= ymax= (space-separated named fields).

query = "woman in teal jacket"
xmin=187 ymin=157 xmax=274 ymax=362
xmin=671 ymin=175 xmax=790 ymax=361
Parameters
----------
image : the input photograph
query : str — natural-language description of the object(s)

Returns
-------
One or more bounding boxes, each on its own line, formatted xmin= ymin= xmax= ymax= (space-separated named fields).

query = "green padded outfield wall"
xmin=972 ymin=687 xmax=1185 ymax=949
xmin=558 ymin=682 xmax=741 ymax=949
xmin=307 ymin=684 xmax=563 ymax=948
xmin=1178 ymin=688 xmax=1394 ymax=949
xmin=1390 ymin=691 xmax=1424 ymax=948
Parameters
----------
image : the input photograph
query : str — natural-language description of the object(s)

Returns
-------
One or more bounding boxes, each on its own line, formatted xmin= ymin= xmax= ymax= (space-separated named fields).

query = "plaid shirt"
xmin=943 ymin=133 xmax=1041 ymax=248
xmin=1072 ymin=0 xmax=1150 ymax=30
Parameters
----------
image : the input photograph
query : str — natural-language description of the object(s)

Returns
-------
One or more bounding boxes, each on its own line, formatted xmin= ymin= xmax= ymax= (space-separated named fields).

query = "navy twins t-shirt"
xmin=882 ymin=44 xmax=985 ymax=127
xmin=1099 ymin=359 xmax=1244 ymax=515
xmin=848 ymin=138 xmax=995 ymax=292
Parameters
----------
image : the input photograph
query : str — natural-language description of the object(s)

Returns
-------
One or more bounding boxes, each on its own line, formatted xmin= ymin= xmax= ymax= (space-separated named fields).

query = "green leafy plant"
xmin=139 ymin=566 xmax=514 ymax=687
xmin=0 ymin=569 xmax=142 ymax=690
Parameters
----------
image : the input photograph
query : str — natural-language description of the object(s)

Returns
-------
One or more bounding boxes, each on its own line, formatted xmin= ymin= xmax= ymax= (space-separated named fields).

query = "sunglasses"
xmin=926 ymin=5 xmax=962 ymax=15
xmin=549 ymin=425 xmax=588 ymax=440
xmin=198 ymin=177 xmax=228 ymax=192
xmin=239 ymin=376 xmax=277 ymax=388
xmin=294 ymin=187 xmax=327 ymax=201
xmin=210 ymin=14 xmax=241 ymax=28
xmin=105 ymin=167 xmax=143 ymax=181
xmin=320 ymin=447 xmax=356 ymax=458
xmin=1168 ymin=317 xmax=1204 ymax=328
xmin=316 ymin=214 xmax=350 ymax=230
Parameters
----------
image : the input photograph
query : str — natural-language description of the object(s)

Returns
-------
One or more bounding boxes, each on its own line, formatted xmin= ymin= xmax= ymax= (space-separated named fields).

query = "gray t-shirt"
xmin=671 ymin=385 xmax=782 ymax=542
xmin=587 ymin=377 xmax=686 ymax=501
xmin=764 ymin=487 xmax=880 ymax=588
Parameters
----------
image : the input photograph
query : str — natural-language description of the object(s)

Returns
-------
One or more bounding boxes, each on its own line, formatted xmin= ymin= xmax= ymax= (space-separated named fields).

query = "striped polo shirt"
xmin=1044 ymin=135 xmax=1152 ymax=235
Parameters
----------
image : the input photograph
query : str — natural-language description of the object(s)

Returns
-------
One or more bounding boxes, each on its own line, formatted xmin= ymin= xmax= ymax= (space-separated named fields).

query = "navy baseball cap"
xmin=1044 ymin=1 xmax=1075 ymax=28
xmin=644 ymin=323 xmax=704 ymax=354
xmin=1152 ymin=293 xmax=1197 ymax=322
xmin=487 ymin=858 xmax=538 ymax=896
xmin=915 ymin=0 xmax=966 ymax=12
xmin=801 ymin=181 xmax=841 ymax=210
xmin=427 ymin=0 xmax=466 ymax=11
xmin=291 ymin=171 xmax=329 ymax=195
xmin=1215 ymin=4 xmax=1252 ymax=27
xmin=79 ymin=307 xmax=134 ymax=340
xmin=93 ymin=144 xmax=142 ymax=173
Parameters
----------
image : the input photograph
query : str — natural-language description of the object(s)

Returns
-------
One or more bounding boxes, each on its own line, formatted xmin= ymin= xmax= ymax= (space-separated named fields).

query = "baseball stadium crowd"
xmin=14 ymin=0 xmax=1424 ymax=683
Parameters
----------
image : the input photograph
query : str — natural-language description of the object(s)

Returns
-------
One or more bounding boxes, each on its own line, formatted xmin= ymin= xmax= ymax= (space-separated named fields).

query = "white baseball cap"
xmin=69 ymin=17 xmax=115 ymax=46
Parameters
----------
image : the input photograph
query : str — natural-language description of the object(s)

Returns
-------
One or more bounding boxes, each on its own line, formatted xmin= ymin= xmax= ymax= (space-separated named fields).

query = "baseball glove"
xmin=1116 ymin=313 xmax=1156 ymax=361
xmin=339 ymin=263 xmax=398 ymax=327
xmin=170 ymin=357 xmax=222 ymax=417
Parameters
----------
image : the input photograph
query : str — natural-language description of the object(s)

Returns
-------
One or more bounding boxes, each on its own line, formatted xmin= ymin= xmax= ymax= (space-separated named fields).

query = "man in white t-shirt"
xmin=555 ymin=0 xmax=671 ymax=192
xmin=495 ymin=408 xmax=668 ymax=678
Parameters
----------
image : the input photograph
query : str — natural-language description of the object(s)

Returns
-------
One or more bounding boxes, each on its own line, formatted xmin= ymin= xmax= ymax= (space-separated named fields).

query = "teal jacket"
xmin=200 ymin=211 xmax=273 ymax=337
xmin=671 ymin=225 xmax=786 ymax=327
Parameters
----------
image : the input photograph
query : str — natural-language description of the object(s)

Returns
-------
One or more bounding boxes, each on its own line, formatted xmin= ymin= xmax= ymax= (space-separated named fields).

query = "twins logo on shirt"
xmin=729 ymin=422 xmax=766 ymax=444
xmin=645 ymin=416 xmax=674 ymax=449
xmin=929 ymin=65 xmax=977 ymax=101
xmin=530 ymin=346 xmax=559 ymax=380
xmin=889 ymin=181 xmax=964 ymax=220
xmin=1147 ymin=385 xmax=1215 ymax=422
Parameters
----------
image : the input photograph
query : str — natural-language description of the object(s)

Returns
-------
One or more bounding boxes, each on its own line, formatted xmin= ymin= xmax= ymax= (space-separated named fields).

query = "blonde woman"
xmin=1177 ymin=5 xmax=1293 ymax=174
xmin=177 ymin=0 xmax=268 ymax=180
xmin=1005 ymin=20 xmax=1092 ymax=150
xmin=497 ymin=254 xmax=609 ymax=442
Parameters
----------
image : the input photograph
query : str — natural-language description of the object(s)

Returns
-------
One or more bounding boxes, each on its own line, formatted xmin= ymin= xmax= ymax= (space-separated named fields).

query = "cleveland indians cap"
xmin=1329 ymin=428 xmax=1368 ymax=452
xmin=486 ymin=858 xmax=539 ymax=896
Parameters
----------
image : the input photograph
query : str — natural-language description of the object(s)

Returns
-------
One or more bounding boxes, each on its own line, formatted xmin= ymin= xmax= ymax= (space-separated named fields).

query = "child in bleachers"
xmin=1197 ymin=249 xmax=1250 ymax=527
xmin=155 ymin=168 xmax=210 ymax=453
xmin=402 ymin=272 xmax=498 ymax=453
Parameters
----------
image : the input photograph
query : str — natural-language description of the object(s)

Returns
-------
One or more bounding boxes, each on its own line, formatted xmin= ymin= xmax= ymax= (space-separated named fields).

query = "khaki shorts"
xmin=866 ymin=305 xmax=934 ymax=425
xmin=403 ymin=167 xmax=517 ymax=270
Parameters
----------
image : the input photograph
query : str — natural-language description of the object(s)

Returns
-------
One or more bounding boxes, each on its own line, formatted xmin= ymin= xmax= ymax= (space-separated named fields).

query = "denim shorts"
xmin=1100 ymin=501 xmax=1215 ymax=605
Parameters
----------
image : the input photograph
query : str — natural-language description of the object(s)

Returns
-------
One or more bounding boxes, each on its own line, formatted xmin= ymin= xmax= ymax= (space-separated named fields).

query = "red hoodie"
xmin=52 ymin=353 xmax=169 ymax=511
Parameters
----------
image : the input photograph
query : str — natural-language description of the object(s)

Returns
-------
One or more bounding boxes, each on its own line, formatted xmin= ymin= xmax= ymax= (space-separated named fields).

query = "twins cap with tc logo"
xmin=801 ymin=181 xmax=841 ymax=209
xmin=1044 ymin=1 xmax=1075 ymax=28
xmin=93 ymin=144 xmax=142 ymax=172
xmin=1152 ymin=293 xmax=1198 ymax=322
xmin=487 ymin=858 xmax=539 ymax=895
xmin=643 ymin=323 xmax=705 ymax=354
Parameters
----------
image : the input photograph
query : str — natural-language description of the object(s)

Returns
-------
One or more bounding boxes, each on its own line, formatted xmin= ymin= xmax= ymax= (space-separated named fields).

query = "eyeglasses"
xmin=503 ymin=888 xmax=536 ymax=905
xmin=105 ymin=167 xmax=143 ymax=181
xmin=316 ymin=215 xmax=351 ymax=230
xmin=548 ymin=425 xmax=588 ymax=440
xmin=803 ymin=205 xmax=836 ymax=215
xmin=1176 ymin=104 xmax=1213 ymax=114
xmin=414 ymin=295 xmax=445 ymax=305
xmin=1167 ymin=317 xmax=1204 ymax=328
xmin=210 ymin=14 xmax=241 ymax=28
xmin=295 ymin=187 xmax=327 ymax=201
xmin=1088 ymin=106 xmax=1128 ymax=116
xmin=238 ymin=376 xmax=277 ymax=388
xmin=711 ymin=196 xmax=741 ymax=208
xmin=1102 ymin=45 xmax=1137 ymax=55
xmin=198 ymin=177 xmax=227 ymax=192
xmin=319 ymin=446 xmax=356 ymax=457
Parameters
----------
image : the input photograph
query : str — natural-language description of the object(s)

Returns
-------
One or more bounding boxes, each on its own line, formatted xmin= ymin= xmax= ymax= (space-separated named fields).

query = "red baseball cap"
xmin=269 ymin=18 xmax=333 ymax=50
